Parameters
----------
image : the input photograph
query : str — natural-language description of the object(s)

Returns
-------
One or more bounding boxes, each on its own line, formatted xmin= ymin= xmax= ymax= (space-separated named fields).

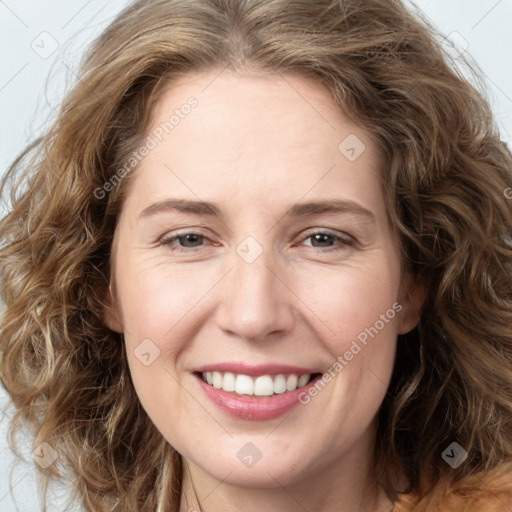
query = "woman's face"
xmin=106 ymin=70 xmax=423 ymax=490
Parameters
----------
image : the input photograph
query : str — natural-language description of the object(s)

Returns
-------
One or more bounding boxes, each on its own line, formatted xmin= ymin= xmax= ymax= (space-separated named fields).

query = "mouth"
xmin=195 ymin=371 xmax=322 ymax=397
xmin=193 ymin=367 xmax=324 ymax=421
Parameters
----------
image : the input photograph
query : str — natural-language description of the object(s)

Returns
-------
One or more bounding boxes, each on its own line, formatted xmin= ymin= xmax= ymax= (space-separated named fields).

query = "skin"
xmin=104 ymin=69 xmax=426 ymax=512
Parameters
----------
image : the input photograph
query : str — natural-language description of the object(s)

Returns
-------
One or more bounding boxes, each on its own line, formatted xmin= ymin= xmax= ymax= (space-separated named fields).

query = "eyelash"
xmin=159 ymin=229 xmax=355 ymax=253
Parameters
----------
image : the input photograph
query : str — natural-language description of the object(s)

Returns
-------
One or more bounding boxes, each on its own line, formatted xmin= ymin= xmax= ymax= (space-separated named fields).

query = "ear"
xmin=396 ymin=270 xmax=427 ymax=335
xmin=103 ymin=282 xmax=124 ymax=334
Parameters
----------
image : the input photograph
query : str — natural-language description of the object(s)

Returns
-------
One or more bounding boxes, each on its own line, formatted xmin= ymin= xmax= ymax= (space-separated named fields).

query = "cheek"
xmin=293 ymin=255 xmax=402 ymax=356
xmin=115 ymin=261 xmax=206 ymax=429
xmin=114 ymin=255 xmax=218 ymax=401
xmin=116 ymin=254 xmax=218 ymax=344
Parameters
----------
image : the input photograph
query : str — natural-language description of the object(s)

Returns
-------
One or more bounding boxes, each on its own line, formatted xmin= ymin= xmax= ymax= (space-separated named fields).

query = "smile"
xmin=200 ymin=371 xmax=316 ymax=396
xmin=193 ymin=364 xmax=323 ymax=421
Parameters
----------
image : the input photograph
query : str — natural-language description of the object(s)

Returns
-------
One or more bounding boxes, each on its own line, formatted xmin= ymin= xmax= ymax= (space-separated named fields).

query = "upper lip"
xmin=194 ymin=362 xmax=321 ymax=376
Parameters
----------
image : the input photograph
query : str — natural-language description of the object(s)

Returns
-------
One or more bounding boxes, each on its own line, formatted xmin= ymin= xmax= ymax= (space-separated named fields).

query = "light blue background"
xmin=1 ymin=1 xmax=511 ymax=510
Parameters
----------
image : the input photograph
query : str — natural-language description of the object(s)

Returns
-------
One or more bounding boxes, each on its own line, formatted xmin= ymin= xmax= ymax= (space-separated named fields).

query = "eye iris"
xmin=312 ymin=233 xmax=334 ymax=247
xmin=179 ymin=234 xmax=203 ymax=247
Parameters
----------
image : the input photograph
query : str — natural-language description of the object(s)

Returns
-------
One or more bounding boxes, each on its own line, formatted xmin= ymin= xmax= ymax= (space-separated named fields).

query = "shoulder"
xmin=393 ymin=463 xmax=512 ymax=512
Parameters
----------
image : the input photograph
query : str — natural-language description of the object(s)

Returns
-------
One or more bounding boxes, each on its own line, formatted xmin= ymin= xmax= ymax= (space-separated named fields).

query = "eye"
xmin=298 ymin=229 xmax=355 ymax=252
xmin=159 ymin=229 xmax=355 ymax=254
xmin=159 ymin=231 xmax=217 ymax=252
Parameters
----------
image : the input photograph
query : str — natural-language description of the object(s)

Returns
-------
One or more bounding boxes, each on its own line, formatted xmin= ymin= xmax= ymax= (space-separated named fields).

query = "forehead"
xmin=148 ymin=69 xmax=367 ymax=153
xmin=123 ymin=70 xmax=386 ymax=223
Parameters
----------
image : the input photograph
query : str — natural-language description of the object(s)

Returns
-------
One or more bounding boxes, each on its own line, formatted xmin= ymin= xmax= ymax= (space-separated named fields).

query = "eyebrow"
xmin=139 ymin=198 xmax=376 ymax=223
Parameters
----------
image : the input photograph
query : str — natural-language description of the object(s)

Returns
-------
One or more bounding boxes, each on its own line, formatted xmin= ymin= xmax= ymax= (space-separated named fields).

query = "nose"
xmin=215 ymin=245 xmax=295 ymax=342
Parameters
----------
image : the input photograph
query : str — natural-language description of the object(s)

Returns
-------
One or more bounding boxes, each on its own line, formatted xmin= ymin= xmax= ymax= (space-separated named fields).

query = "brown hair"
xmin=1 ymin=0 xmax=512 ymax=510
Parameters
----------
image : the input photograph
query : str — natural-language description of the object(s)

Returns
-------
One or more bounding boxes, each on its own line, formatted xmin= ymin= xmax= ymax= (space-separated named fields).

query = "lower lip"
xmin=195 ymin=373 xmax=321 ymax=421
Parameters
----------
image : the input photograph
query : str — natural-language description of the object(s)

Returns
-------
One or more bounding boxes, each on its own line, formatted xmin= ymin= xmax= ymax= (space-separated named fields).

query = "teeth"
xmin=223 ymin=372 xmax=236 ymax=392
xmin=235 ymin=374 xmax=254 ymax=395
xmin=286 ymin=374 xmax=298 ymax=391
xmin=274 ymin=374 xmax=287 ymax=394
xmin=212 ymin=371 xmax=222 ymax=389
xmin=254 ymin=375 xmax=274 ymax=396
xmin=201 ymin=372 xmax=313 ymax=396
xmin=298 ymin=374 xmax=310 ymax=388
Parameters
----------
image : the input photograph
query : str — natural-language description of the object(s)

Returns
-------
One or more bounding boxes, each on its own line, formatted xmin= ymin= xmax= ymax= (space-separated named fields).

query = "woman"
xmin=1 ymin=0 xmax=512 ymax=511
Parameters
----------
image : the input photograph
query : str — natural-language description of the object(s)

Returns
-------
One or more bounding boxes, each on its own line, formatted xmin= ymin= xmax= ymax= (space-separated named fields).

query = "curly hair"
xmin=1 ymin=0 xmax=512 ymax=511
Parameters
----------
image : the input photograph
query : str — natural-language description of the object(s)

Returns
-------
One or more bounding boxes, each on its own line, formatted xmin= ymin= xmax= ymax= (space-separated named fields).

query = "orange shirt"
xmin=392 ymin=463 xmax=512 ymax=512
